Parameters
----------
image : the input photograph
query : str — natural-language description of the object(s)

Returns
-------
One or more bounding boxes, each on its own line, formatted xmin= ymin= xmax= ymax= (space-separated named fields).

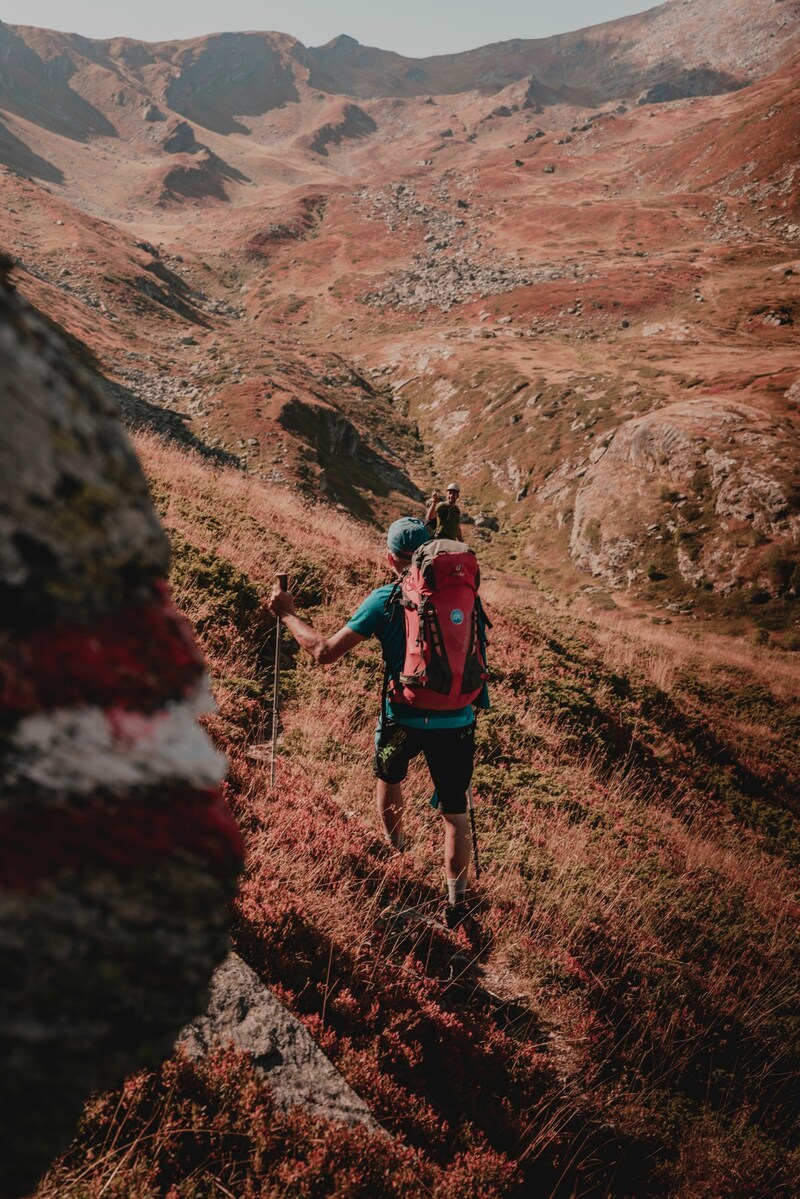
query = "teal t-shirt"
xmin=347 ymin=583 xmax=488 ymax=730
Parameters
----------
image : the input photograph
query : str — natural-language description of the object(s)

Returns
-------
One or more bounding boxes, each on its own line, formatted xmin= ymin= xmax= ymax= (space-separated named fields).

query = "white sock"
xmin=447 ymin=877 xmax=467 ymax=905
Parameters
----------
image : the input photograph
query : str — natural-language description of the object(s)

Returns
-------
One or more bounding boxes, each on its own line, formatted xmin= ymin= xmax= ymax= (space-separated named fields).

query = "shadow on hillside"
xmin=519 ymin=626 xmax=800 ymax=860
xmin=0 ymin=120 xmax=64 ymax=185
xmin=279 ymin=397 xmax=425 ymax=524
xmin=206 ymin=149 xmax=251 ymax=185
xmin=321 ymin=442 xmax=426 ymax=524
xmin=107 ymin=381 xmax=241 ymax=468
xmin=137 ymin=260 xmax=214 ymax=328
xmin=0 ymin=24 xmax=117 ymax=141
xmin=9 ymin=286 xmax=236 ymax=467
xmin=17 ymin=290 xmax=104 ymax=375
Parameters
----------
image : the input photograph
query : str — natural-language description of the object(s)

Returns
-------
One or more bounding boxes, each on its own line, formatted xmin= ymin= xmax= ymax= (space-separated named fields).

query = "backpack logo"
xmin=450 ymin=608 xmax=464 ymax=625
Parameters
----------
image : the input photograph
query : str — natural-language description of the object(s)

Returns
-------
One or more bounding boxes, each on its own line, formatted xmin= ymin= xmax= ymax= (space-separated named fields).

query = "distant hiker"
xmin=425 ymin=482 xmax=464 ymax=541
xmin=268 ymin=517 xmax=489 ymax=927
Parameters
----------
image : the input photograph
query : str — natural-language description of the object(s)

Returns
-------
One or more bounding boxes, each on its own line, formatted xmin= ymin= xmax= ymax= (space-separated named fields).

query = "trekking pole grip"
xmin=277 ymin=573 xmax=288 ymax=592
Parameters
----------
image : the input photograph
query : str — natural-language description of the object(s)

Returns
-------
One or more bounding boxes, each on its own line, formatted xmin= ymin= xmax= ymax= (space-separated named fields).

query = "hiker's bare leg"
xmin=441 ymin=811 xmax=471 ymax=882
xmin=377 ymin=780 xmax=405 ymax=848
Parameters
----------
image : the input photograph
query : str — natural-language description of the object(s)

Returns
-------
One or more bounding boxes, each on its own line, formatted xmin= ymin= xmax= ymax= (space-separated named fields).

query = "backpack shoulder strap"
xmin=381 ymin=578 xmax=405 ymax=723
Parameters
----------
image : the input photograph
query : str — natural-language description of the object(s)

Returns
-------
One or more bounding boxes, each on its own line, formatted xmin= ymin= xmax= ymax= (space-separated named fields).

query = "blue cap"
xmin=387 ymin=517 xmax=430 ymax=560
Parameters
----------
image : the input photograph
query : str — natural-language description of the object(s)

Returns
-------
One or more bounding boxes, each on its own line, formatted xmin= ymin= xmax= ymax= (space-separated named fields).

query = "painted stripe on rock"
xmin=2 ymin=680 xmax=226 ymax=798
xmin=0 ymin=583 xmax=204 ymax=718
xmin=0 ymin=788 xmax=244 ymax=892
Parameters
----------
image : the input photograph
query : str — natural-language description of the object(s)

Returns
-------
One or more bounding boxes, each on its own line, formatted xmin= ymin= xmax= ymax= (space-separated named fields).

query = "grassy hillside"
xmin=38 ymin=434 xmax=800 ymax=1199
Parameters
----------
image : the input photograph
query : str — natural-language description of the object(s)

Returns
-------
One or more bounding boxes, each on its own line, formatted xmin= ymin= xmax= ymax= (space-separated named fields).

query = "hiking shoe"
xmin=443 ymin=902 xmax=467 ymax=930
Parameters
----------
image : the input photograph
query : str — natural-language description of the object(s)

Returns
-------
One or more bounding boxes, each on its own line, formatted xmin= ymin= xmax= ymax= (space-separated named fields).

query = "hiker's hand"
xmin=430 ymin=489 xmax=440 ymax=503
xmin=267 ymin=584 xmax=295 ymax=618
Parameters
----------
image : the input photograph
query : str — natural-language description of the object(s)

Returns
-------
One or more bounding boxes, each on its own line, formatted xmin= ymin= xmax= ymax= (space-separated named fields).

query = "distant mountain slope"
xmin=1 ymin=0 xmax=798 ymax=148
xmin=298 ymin=0 xmax=799 ymax=102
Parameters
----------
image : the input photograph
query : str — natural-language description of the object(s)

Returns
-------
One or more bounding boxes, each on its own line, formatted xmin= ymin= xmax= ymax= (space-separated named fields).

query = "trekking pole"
xmin=467 ymin=784 xmax=481 ymax=880
xmin=270 ymin=573 xmax=288 ymax=788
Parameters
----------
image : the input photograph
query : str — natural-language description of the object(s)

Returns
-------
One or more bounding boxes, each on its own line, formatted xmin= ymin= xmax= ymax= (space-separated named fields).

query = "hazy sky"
xmin=2 ymin=1 xmax=661 ymax=56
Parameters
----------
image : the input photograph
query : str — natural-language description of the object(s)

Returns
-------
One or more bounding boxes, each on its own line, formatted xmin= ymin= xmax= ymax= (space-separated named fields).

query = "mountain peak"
xmin=318 ymin=34 xmax=361 ymax=51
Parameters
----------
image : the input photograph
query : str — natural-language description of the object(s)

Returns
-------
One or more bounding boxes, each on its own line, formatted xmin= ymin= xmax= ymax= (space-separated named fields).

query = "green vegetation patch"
xmin=169 ymin=533 xmax=261 ymax=630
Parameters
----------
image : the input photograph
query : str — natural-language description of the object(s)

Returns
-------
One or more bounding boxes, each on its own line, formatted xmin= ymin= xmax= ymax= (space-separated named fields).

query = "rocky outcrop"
xmin=180 ymin=954 xmax=381 ymax=1130
xmin=244 ymin=194 xmax=328 ymax=260
xmin=0 ymin=264 xmax=243 ymax=1198
xmin=523 ymin=76 xmax=591 ymax=109
xmin=160 ymin=119 xmax=200 ymax=154
xmin=637 ymin=67 xmax=746 ymax=106
xmin=141 ymin=101 xmax=165 ymax=122
xmin=156 ymin=149 xmax=230 ymax=203
xmin=163 ymin=33 xmax=300 ymax=136
xmin=307 ymin=104 xmax=377 ymax=156
xmin=570 ymin=398 xmax=800 ymax=593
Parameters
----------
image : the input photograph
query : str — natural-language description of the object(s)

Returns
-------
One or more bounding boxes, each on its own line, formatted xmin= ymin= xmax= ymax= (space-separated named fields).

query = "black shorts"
xmin=373 ymin=721 xmax=475 ymax=814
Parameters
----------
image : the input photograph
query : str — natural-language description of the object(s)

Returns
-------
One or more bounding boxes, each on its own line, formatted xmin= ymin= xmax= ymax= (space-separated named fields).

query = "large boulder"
xmin=570 ymin=398 xmax=800 ymax=593
xmin=0 ymin=264 xmax=243 ymax=1198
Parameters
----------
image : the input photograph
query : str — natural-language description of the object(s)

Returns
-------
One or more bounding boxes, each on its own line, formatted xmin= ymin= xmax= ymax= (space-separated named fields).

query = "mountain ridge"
xmin=2 ymin=0 xmax=799 ymax=133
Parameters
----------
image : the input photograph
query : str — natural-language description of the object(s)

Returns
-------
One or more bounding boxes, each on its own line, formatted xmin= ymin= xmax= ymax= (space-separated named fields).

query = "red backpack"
xmin=388 ymin=539 xmax=490 ymax=710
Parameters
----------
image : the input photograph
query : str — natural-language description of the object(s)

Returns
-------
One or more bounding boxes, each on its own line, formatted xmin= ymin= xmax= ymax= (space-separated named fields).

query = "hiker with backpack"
xmin=267 ymin=517 xmax=489 ymax=927
xmin=425 ymin=482 xmax=464 ymax=542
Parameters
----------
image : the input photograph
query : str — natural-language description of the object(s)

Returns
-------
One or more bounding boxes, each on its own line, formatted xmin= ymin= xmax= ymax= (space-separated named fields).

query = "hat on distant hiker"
xmin=387 ymin=517 xmax=431 ymax=560
xmin=446 ymin=482 xmax=460 ymax=494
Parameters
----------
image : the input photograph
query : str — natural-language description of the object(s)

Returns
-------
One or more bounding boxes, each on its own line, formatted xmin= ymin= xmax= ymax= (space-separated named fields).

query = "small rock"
xmin=762 ymin=308 xmax=793 ymax=327
xmin=181 ymin=955 xmax=379 ymax=1130
xmin=474 ymin=513 xmax=500 ymax=531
